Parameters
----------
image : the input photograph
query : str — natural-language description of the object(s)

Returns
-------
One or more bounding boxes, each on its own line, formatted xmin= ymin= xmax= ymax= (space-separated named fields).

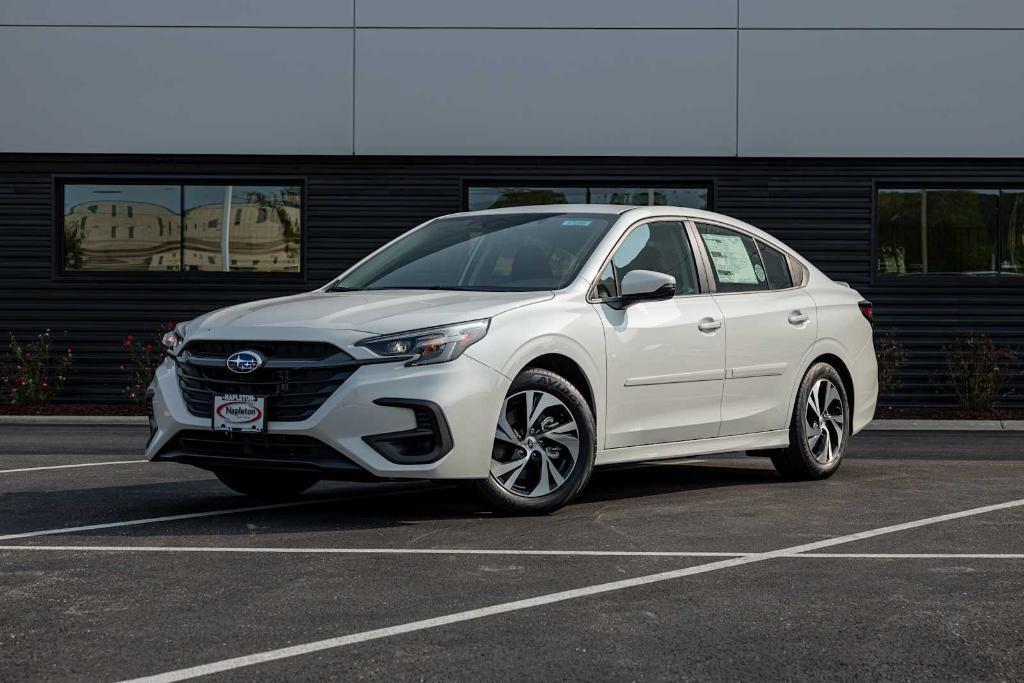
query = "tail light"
xmin=858 ymin=300 xmax=873 ymax=324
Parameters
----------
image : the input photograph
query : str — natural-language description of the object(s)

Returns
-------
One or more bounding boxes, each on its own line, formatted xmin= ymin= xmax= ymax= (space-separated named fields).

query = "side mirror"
xmin=607 ymin=270 xmax=676 ymax=309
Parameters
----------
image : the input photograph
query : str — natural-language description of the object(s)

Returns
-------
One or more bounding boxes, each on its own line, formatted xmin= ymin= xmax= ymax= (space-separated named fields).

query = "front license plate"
xmin=212 ymin=394 xmax=267 ymax=432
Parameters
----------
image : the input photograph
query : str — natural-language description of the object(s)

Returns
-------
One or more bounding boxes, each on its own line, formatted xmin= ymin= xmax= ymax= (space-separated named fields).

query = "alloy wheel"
xmin=804 ymin=378 xmax=845 ymax=464
xmin=491 ymin=389 xmax=580 ymax=498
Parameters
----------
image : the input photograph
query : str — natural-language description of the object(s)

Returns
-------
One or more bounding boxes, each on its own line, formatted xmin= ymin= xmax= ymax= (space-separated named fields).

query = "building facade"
xmin=1 ymin=1 xmax=1023 ymax=406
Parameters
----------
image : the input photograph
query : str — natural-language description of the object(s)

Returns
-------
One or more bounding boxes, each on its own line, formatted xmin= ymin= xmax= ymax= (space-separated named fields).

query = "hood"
xmin=191 ymin=289 xmax=554 ymax=336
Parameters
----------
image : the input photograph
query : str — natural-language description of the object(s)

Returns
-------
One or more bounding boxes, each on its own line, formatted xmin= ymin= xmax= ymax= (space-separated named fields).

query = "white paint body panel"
xmin=148 ymin=206 xmax=878 ymax=480
xmin=715 ymin=288 xmax=817 ymax=436
xmin=599 ymin=295 xmax=725 ymax=447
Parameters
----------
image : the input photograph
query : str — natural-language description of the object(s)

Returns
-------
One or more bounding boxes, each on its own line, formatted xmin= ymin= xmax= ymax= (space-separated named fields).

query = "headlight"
xmin=357 ymin=319 xmax=490 ymax=366
xmin=161 ymin=322 xmax=189 ymax=354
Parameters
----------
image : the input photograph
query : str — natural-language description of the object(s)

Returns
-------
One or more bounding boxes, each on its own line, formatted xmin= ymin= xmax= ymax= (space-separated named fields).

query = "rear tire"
xmin=214 ymin=469 xmax=318 ymax=500
xmin=769 ymin=362 xmax=850 ymax=481
xmin=472 ymin=368 xmax=596 ymax=516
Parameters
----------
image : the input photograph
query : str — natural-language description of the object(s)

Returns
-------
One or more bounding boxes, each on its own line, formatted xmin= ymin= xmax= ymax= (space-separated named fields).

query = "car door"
xmin=593 ymin=220 xmax=726 ymax=448
xmin=693 ymin=221 xmax=817 ymax=437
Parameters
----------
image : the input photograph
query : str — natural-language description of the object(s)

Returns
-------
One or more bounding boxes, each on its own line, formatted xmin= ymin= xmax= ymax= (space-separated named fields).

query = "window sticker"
xmin=703 ymin=233 xmax=758 ymax=284
xmin=561 ymin=219 xmax=593 ymax=227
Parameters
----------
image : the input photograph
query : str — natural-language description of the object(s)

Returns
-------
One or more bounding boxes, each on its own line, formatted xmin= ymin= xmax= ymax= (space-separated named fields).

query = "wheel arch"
xmin=785 ymin=341 xmax=858 ymax=429
xmin=520 ymin=353 xmax=597 ymax=418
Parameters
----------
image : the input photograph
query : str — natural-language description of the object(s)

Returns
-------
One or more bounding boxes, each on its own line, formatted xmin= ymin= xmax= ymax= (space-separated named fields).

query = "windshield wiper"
xmin=327 ymin=284 xmax=362 ymax=292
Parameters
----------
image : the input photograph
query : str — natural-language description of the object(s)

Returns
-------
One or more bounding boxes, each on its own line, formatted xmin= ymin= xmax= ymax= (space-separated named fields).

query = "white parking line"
xmin=120 ymin=496 xmax=1024 ymax=683
xmin=0 ymin=484 xmax=432 ymax=542
xmin=0 ymin=460 xmax=147 ymax=474
xmin=795 ymin=553 xmax=1024 ymax=559
xmin=0 ymin=545 xmax=751 ymax=558
xmin=0 ymin=545 xmax=1021 ymax=560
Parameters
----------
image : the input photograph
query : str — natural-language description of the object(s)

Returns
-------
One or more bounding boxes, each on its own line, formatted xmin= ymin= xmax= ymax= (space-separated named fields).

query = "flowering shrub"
xmin=2 ymin=330 xmax=73 ymax=406
xmin=944 ymin=333 xmax=1018 ymax=414
xmin=123 ymin=322 xmax=175 ymax=405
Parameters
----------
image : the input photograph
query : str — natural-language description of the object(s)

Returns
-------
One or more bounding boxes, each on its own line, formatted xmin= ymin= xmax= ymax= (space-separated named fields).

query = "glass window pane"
xmin=335 ymin=213 xmax=614 ymax=291
xmin=467 ymin=186 xmax=586 ymax=211
xmin=62 ymin=184 xmax=181 ymax=271
xmin=877 ymin=188 xmax=998 ymax=275
xmin=1002 ymin=191 xmax=1024 ymax=275
xmin=877 ymin=189 xmax=923 ymax=274
xmin=612 ymin=221 xmax=698 ymax=295
xmin=758 ymin=241 xmax=793 ymax=289
xmin=589 ymin=187 xmax=708 ymax=209
xmin=926 ymin=189 xmax=998 ymax=274
xmin=696 ymin=223 xmax=768 ymax=293
xmin=183 ymin=185 xmax=301 ymax=272
xmin=595 ymin=261 xmax=617 ymax=298
xmin=590 ymin=188 xmax=653 ymax=205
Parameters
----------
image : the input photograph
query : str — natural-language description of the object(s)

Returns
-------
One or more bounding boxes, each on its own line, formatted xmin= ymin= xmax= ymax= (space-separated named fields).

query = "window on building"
xmin=61 ymin=182 xmax=302 ymax=273
xmin=875 ymin=188 xmax=1024 ymax=277
xmin=696 ymin=223 xmax=769 ymax=293
xmin=467 ymin=184 xmax=709 ymax=211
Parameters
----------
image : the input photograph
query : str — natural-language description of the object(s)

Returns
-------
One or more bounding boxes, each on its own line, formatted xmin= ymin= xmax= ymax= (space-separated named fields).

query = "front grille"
xmin=184 ymin=340 xmax=337 ymax=360
xmin=167 ymin=430 xmax=340 ymax=460
xmin=156 ymin=429 xmax=372 ymax=480
xmin=176 ymin=340 xmax=358 ymax=422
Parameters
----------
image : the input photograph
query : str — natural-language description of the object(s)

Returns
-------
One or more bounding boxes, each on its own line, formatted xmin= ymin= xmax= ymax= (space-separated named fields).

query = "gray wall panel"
xmin=357 ymin=0 xmax=737 ymax=28
xmin=355 ymin=29 xmax=737 ymax=156
xmin=740 ymin=0 xmax=1024 ymax=29
xmin=739 ymin=30 xmax=1024 ymax=157
xmin=0 ymin=27 xmax=353 ymax=155
xmin=0 ymin=0 xmax=354 ymax=27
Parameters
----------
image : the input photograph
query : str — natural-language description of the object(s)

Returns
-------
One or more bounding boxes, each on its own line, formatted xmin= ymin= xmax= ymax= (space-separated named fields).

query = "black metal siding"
xmin=1 ymin=154 xmax=1022 ymax=406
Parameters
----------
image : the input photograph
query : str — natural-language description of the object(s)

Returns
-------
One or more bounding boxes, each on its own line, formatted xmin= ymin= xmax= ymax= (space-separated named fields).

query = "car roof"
xmin=443 ymin=204 xmax=770 ymax=237
xmin=437 ymin=204 xmax=803 ymax=265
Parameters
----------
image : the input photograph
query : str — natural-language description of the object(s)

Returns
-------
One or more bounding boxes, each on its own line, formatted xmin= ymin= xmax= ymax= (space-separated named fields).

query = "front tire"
xmin=214 ymin=469 xmax=319 ymax=500
xmin=769 ymin=362 xmax=850 ymax=480
xmin=472 ymin=368 xmax=596 ymax=515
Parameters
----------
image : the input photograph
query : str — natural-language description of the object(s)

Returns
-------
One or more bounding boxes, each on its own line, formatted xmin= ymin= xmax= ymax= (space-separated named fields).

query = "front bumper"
xmin=147 ymin=347 xmax=510 ymax=480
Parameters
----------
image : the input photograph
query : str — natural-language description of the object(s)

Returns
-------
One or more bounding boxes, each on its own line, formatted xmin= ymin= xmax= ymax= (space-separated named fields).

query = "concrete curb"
xmin=866 ymin=419 xmax=1024 ymax=432
xmin=0 ymin=415 xmax=149 ymax=425
xmin=0 ymin=415 xmax=1021 ymax=431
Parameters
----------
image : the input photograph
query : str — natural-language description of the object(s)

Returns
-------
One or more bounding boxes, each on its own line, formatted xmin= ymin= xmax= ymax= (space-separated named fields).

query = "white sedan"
xmin=148 ymin=206 xmax=878 ymax=514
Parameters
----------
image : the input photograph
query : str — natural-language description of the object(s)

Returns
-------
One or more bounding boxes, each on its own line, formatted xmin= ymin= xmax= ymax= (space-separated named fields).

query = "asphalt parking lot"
xmin=1 ymin=425 xmax=1022 ymax=682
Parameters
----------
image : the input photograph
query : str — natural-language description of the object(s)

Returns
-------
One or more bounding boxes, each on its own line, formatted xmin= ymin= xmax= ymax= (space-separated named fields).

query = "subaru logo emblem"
xmin=226 ymin=350 xmax=264 ymax=374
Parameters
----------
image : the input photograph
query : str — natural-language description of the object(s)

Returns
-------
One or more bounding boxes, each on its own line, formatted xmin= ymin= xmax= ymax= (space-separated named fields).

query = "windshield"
xmin=330 ymin=213 xmax=616 ymax=292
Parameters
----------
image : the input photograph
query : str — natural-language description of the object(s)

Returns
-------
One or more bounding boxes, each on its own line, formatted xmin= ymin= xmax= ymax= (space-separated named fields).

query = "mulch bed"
xmin=0 ymin=403 xmax=146 ymax=416
xmin=874 ymin=406 xmax=1024 ymax=421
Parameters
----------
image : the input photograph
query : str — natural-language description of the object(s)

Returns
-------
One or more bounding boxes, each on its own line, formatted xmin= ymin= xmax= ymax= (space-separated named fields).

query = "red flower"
xmin=66 ymin=347 xmax=72 ymax=354
xmin=41 ymin=381 xmax=48 ymax=387
xmin=145 ymin=343 xmax=153 ymax=351
xmin=25 ymin=352 xmax=32 ymax=358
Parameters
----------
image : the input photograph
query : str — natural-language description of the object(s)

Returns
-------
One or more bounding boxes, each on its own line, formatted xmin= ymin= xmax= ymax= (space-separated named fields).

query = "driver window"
xmin=609 ymin=221 xmax=699 ymax=296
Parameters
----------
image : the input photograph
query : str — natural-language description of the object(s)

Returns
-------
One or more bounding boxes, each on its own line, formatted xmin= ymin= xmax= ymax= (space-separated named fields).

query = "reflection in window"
xmin=467 ymin=185 xmax=709 ymax=211
xmin=183 ymin=186 xmax=301 ymax=272
xmin=62 ymin=183 xmax=301 ymax=273
xmin=610 ymin=222 xmax=698 ymax=296
xmin=1001 ymin=191 xmax=1024 ymax=275
xmin=876 ymin=188 xmax=1008 ymax=276
xmin=62 ymin=184 xmax=181 ymax=271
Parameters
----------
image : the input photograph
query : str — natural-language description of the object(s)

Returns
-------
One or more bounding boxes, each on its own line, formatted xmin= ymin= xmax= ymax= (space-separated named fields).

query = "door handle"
xmin=788 ymin=311 xmax=809 ymax=325
xmin=698 ymin=318 xmax=722 ymax=333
